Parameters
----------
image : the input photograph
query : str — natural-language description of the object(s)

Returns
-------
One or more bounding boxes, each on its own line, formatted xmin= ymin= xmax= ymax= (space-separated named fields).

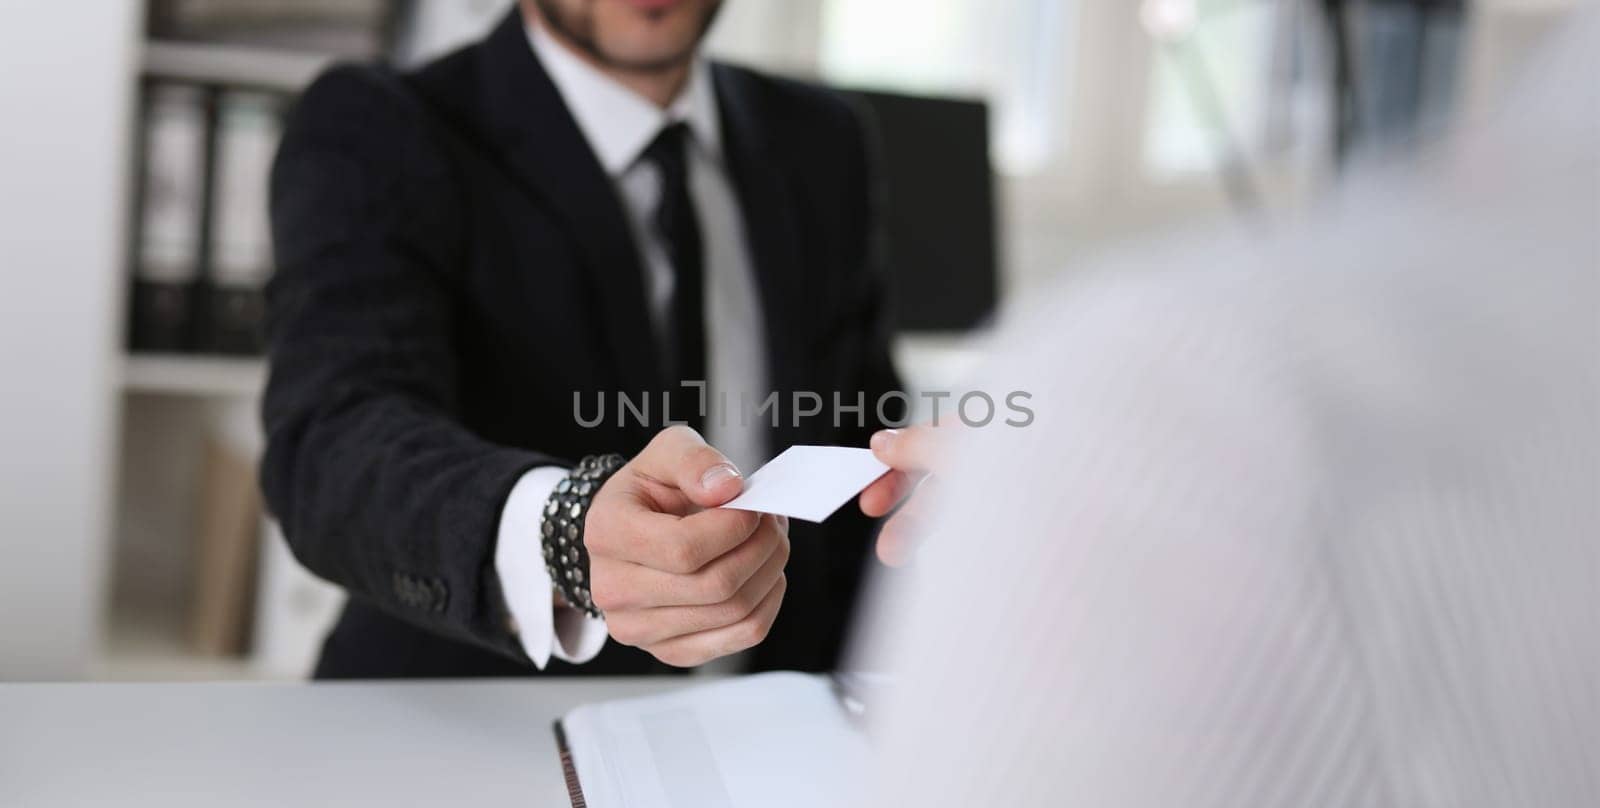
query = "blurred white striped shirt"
xmin=866 ymin=16 xmax=1597 ymax=808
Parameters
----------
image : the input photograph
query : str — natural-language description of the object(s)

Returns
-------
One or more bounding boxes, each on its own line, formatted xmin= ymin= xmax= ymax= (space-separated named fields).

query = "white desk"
xmin=0 ymin=678 xmax=688 ymax=807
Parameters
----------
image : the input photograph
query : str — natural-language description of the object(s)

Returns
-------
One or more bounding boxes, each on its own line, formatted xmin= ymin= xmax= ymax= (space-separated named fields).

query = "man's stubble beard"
xmin=533 ymin=0 xmax=724 ymax=74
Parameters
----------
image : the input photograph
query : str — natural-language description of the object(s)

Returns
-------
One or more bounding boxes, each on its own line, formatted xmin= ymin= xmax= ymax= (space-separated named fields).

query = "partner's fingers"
xmin=870 ymin=424 xmax=940 ymax=473
xmin=859 ymin=470 xmax=916 ymax=517
xmin=872 ymin=475 xmax=937 ymax=567
xmin=875 ymin=512 xmax=921 ymax=567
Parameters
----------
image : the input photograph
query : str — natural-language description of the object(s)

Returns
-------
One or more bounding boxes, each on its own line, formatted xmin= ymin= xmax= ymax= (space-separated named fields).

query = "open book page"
xmin=562 ymin=672 xmax=871 ymax=808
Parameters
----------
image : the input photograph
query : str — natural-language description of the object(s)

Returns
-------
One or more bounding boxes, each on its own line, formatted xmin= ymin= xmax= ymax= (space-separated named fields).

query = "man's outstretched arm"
xmin=262 ymin=66 xmax=552 ymax=660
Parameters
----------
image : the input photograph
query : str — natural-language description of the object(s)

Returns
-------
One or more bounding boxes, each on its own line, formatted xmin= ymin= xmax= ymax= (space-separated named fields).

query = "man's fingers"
xmin=628 ymin=424 xmax=744 ymax=508
xmin=605 ymin=527 xmax=789 ymax=647
xmin=588 ymin=494 xmax=761 ymax=573
xmin=672 ymin=514 xmax=786 ymax=605
xmin=870 ymin=425 xmax=939 ymax=472
xmin=590 ymin=514 xmax=786 ymax=609
xmin=644 ymin=573 xmax=788 ymax=668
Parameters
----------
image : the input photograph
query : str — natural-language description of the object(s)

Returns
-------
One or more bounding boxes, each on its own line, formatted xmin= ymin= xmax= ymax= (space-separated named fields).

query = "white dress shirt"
xmin=863 ymin=17 xmax=1598 ymax=806
xmin=495 ymin=20 xmax=769 ymax=668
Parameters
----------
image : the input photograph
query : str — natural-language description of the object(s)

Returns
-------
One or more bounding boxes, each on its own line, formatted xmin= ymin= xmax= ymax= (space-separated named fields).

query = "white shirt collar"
xmin=527 ymin=19 xmax=721 ymax=176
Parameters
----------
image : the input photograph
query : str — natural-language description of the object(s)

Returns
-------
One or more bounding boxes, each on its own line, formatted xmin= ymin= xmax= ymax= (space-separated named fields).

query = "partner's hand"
xmin=585 ymin=425 xmax=790 ymax=667
xmin=859 ymin=424 xmax=941 ymax=566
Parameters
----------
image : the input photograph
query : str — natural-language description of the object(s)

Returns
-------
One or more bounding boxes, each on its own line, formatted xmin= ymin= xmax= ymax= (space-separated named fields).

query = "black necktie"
xmin=641 ymin=122 xmax=706 ymax=430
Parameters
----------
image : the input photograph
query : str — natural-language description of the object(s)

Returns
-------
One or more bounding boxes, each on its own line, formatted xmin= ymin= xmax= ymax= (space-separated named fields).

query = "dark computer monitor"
xmin=841 ymin=88 xmax=999 ymax=332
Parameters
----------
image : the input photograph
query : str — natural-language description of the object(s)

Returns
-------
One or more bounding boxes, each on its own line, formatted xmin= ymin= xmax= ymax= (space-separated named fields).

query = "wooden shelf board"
xmin=122 ymin=354 xmax=266 ymax=397
xmin=143 ymin=39 xmax=333 ymax=91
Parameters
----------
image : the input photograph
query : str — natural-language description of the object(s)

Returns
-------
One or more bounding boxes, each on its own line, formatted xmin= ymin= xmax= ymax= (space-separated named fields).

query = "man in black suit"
xmin=263 ymin=0 xmax=903 ymax=678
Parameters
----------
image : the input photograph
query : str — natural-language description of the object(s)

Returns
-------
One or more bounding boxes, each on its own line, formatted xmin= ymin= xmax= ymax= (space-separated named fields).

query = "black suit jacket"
xmin=262 ymin=8 xmax=902 ymax=678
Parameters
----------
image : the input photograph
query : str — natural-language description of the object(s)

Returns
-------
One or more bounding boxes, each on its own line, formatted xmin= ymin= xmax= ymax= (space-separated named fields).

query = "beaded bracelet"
xmin=541 ymin=453 xmax=626 ymax=618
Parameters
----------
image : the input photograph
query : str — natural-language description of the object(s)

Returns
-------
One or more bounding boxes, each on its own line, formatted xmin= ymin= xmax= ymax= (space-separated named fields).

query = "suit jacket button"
xmin=394 ymin=573 xmax=419 ymax=605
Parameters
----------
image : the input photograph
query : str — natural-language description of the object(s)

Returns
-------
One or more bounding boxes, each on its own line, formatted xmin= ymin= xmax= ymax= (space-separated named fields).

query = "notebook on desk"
xmin=553 ymin=672 xmax=871 ymax=808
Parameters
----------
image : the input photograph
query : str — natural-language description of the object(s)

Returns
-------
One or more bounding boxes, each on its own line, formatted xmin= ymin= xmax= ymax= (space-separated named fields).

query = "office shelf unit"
xmin=100 ymin=32 xmax=373 ymax=681
xmin=98 ymin=1 xmax=523 ymax=683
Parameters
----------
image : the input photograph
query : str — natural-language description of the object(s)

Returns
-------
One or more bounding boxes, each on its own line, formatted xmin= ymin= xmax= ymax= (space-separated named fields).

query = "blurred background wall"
xmin=0 ymin=2 xmax=140 ymax=679
xmin=0 ymin=0 xmax=1584 ymax=681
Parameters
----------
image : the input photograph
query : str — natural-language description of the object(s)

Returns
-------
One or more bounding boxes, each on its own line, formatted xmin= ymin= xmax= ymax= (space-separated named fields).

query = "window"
xmin=818 ymin=0 xmax=1074 ymax=174
xmin=1140 ymin=0 xmax=1279 ymax=178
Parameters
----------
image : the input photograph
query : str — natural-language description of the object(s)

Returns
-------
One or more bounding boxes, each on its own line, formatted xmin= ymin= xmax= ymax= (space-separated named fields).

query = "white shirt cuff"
xmin=496 ymin=465 xmax=608 ymax=669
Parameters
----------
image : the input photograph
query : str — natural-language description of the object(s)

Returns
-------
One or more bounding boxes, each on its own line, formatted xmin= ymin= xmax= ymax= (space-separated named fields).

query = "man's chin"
xmin=596 ymin=42 xmax=699 ymax=74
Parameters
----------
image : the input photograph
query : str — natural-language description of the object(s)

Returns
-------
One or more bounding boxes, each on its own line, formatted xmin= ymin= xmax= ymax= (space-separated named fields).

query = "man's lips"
xmin=618 ymin=0 xmax=681 ymax=12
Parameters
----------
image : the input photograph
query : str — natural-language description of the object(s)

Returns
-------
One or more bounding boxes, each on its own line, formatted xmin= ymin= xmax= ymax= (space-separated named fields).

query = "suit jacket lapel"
xmin=476 ymin=9 xmax=663 ymax=397
xmin=712 ymin=64 xmax=808 ymax=448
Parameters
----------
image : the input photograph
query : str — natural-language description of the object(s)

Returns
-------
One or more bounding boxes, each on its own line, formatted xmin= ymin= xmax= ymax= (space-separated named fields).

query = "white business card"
xmin=719 ymin=445 xmax=890 ymax=523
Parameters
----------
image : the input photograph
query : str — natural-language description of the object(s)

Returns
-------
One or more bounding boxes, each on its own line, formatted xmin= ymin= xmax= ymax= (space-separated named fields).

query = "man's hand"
xmin=585 ymin=425 xmax=790 ymax=667
xmin=859 ymin=424 xmax=941 ymax=566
